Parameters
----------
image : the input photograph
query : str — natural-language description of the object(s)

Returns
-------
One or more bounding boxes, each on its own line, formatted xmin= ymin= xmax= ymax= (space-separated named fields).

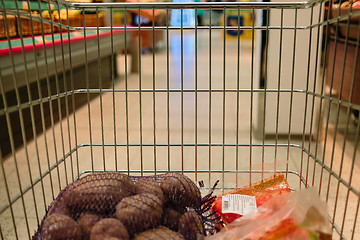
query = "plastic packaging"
xmin=212 ymin=173 xmax=291 ymax=225
xmin=207 ymin=188 xmax=332 ymax=240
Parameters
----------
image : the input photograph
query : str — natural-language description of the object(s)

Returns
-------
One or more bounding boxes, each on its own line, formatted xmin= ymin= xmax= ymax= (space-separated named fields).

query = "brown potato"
xmin=63 ymin=172 xmax=136 ymax=213
xmin=90 ymin=218 xmax=129 ymax=240
xmin=115 ymin=193 xmax=163 ymax=233
xmin=78 ymin=212 xmax=102 ymax=239
xmin=135 ymin=177 xmax=164 ymax=202
xmin=161 ymin=206 xmax=183 ymax=231
xmin=160 ymin=173 xmax=201 ymax=208
xmin=134 ymin=226 xmax=184 ymax=240
xmin=178 ymin=211 xmax=204 ymax=240
xmin=47 ymin=198 xmax=71 ymax=217
xmin=41 ymin=213 xmax=82 ymax=240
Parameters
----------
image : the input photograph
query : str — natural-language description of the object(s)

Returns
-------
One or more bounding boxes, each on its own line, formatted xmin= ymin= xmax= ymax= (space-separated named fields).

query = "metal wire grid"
xmin=0 ymin=0 xmax=359 ymax=239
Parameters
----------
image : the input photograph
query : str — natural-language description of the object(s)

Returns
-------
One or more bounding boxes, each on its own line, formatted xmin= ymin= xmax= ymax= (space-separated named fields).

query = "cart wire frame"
xmin=0 ymin=0 xmax=360 ymax=239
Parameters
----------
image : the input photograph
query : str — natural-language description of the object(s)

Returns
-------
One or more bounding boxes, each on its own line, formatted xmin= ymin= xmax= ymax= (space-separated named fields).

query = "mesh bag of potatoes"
xmin=32 ymin=172 xmax=220 ymax=240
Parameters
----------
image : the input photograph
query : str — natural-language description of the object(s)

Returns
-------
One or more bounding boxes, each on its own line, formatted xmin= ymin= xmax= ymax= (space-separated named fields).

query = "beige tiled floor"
xmin=1 ymin=31 xmax=360 ymax=239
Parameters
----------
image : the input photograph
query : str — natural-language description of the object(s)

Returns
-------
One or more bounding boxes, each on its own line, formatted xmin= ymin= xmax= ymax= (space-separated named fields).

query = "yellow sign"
xmin=222 ymin=9 xmax=254 ymax=40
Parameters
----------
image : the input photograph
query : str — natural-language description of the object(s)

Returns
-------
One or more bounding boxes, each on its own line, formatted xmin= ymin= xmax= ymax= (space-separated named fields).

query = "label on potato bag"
xmin=222 ymin=194 xmax=257 ymax=215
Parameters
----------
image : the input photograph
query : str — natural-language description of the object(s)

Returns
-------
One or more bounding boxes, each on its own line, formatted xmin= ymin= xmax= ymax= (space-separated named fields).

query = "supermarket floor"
xmin=1 ymin=31 xmax=360 ymax=239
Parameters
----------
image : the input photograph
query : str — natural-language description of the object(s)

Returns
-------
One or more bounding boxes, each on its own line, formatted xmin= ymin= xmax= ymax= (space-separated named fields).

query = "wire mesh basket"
xmin=0 ymin=0 xmax=359 ymax=239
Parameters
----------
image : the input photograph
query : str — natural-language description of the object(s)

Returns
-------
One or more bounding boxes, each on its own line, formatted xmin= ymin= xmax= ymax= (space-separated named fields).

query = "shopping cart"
xmin=0 ymin=0 xmax=359 ymax=239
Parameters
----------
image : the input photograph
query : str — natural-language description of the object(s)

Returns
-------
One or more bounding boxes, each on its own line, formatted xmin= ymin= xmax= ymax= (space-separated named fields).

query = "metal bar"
xmin=138 ymin=8 xmax=144 ymax=176
xmin=317 ymin=0 xmax=334 ymax=196
xmin=152 ymin=8 xmax=157 ymax=175
xmin=166 ymin=8 xmax=170 ymax=172
xmin=38 ymin=88 xmax=339 ymax=94
xmin=28 ymin=25 xmax=313 ymax=30
xmin=181 ymin=8 xmax=184 ymax=174
xmin=351 ymin=197 xmax=360 ymax=240
xmin=314 ymin=9 xmax=360 ymax=28
xmin=2 ymin=88 xmax=360 ymax=117
xmin=46 ymin=1 xmax=63 ymax=190
xmin=78 ymin=169 xmax=308 ymax=179
xmin=6 ymin=7 xmax=360 ymax=29
xmin=0 ymin=2 xmax=32 ymax=237
xmin=324 ymin=0 xmax=343 ymax=203
xmin=0 ymin=224 xmax=3 ymax=240
xmin=339 ymin=20 xmax=360 ymax=239
xmin=14 ymin=0 xmax=42 ymax=226
xmin=330 ymin=2 xmax=355 ymax=232
xmin=286 ymin=7 xmax=298 ymax=180
xmin=78 ymin=169 xmax=308 ymax=177
xmin=235 ymin=6 xmax=241 ymax=188
xmin=26 ymin=0 xmax=48 ymax=216
xmin=124 ymin=8 xmax=130 ymax=175
xmin=329 ymin=215 xmax=348 ymax=239
xmin=195 ymin=7 xmax=198 ymax=182
xmin=309 ymin=0 xmax=324 ymax=188
xmin=249 ymin=7 xmax=255 ymax=184
xmin=65 ymin=4 xmax=80 ymax=180
xmin=208 ymin=7 xmax=212 ymax=187
xmin=4 ymin=7 xmax=359 ymax=31
xmin=222 ymin=6 xmax=226 ymax=191
xmin=0 ymin=149 xmax=18 ymax=239
xmin=56 ymin=0 xmax=73 ymax=186
xmin=4 ymin=88 xmax=360 ymax=117
xmin=0 ymin=167 xmax=306 ymax=215
xmin=301 ymin=4 xmax=314 ymax=188
xmin=62 ymin=4 xmax=75 ymax=184
xmin=341 ymin=120 xmax=360 ymax=239
xmin=96 ymin=8 xmax=106 ymax=170
xmin=110 ymin=8 xmax=118 ymax=171
xmin=51 ymin=1 xmax=68 ymax=188
xmin=329 ymin=34 xmax=360 ymax=46
xmin=262 ymin=7 xmax=270 ymax=180
xmin=274 ymin=7 xmax=284 ymax=178
xmin=0 ymin=9 xmax=321 ymax=29
xmin=29 ymin=142 xmax=325 ymax=148
xmin=61 ymin=1 xmax=319 ymax=9
xmin=36 ymin=0 xmax=56 ymax=201
xmin=9 ymin=7 xmax=360 ymax=27
xmin=82 ymin=8 xmax=94 ymax=172
xmin=0 ymin=70 xmax=18 ymax=239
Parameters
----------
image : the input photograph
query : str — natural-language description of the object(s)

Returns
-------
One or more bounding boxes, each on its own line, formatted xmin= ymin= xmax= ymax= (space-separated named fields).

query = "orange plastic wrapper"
xmin=212 ymin=173 xmax=291 ymax=225
xmin=206 ymin=188 xmax=332 ymax=240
